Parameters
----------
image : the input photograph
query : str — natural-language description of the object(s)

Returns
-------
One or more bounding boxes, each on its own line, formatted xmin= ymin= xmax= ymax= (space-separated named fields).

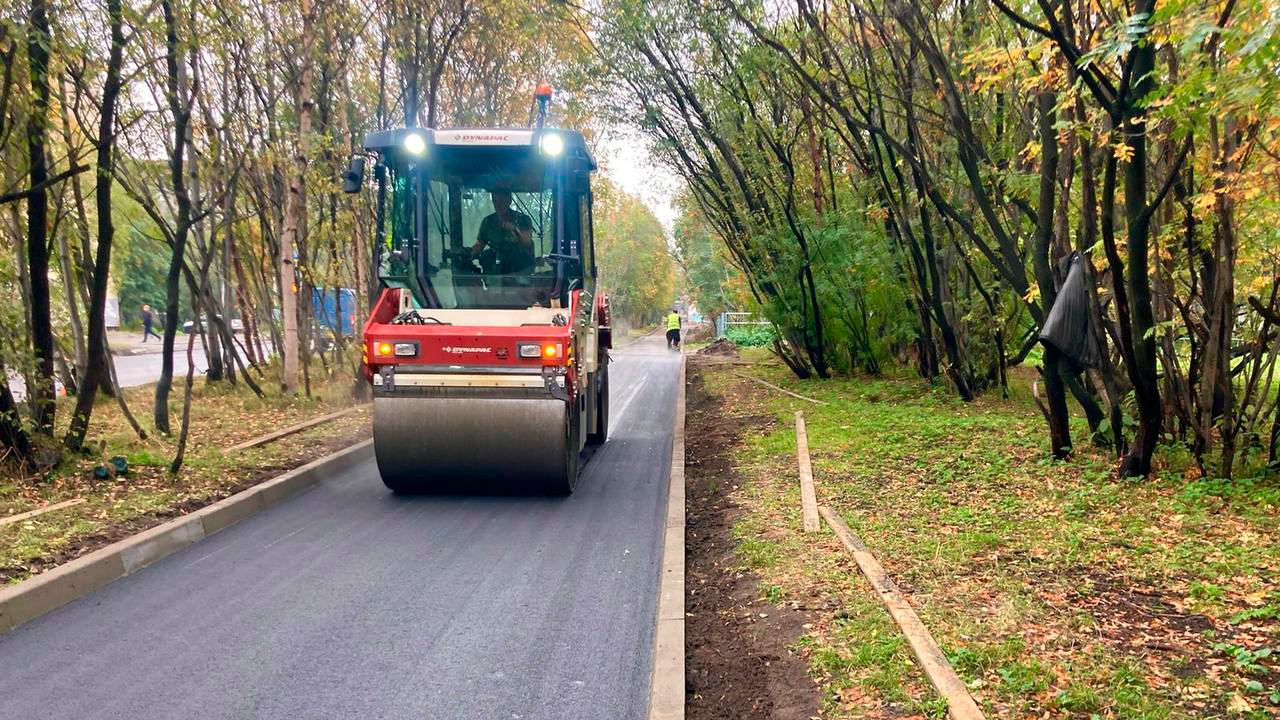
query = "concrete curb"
xmin=0 ymin=439 xmax=374 ymax=636
xmin=648 ymin=354 xmax=685 ymax=720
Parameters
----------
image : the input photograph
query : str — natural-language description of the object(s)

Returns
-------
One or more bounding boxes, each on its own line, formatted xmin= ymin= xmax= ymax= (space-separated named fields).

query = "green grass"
xmin=696 ymin=359 xmax=1280 ymax=718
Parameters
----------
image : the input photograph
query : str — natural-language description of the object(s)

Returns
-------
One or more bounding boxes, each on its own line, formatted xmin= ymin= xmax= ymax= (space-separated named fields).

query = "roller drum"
xmin=373 ymin=394 xmax=572 ymax=493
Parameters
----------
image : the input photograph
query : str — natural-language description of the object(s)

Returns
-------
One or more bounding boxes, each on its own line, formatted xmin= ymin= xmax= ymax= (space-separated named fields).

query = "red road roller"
xmin=343 ymin=98 xmax=610 ymax=494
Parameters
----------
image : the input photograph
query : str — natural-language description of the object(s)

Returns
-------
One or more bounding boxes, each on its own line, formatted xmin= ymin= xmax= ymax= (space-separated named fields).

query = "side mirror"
xmin=341 ymin=156 xmax=365 ymax=194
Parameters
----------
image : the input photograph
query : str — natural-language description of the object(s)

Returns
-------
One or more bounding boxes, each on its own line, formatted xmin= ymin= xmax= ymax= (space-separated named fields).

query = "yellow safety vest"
xmin=666 ymin=312 xmax=680 ymax=331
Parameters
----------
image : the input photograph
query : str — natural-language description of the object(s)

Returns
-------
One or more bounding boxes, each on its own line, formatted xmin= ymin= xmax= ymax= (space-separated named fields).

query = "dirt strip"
xmin=685 ymin=367 xmax=821 ymax=719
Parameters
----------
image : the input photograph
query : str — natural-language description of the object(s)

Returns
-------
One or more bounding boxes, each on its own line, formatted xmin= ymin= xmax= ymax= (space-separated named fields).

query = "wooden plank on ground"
xmin=731 ymin=371 xmax=829 ymax=406
xmin=818 ymin=505 xmax=986 ymax=720
xmin=229 ymin=406 xmax=364 ymax=451
xmin=794 ymin=411 xmax=820 ymax=533
xmin=0 ymin=499 xmax=86 ymax=529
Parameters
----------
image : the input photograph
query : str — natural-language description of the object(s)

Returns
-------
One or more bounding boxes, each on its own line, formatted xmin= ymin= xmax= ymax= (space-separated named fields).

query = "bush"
xmin=725 ymin=324 xmax=777 ymax=347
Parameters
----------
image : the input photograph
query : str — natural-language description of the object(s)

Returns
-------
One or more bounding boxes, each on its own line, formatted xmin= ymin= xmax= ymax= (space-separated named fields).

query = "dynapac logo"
xmin=456 ymin=133 xmax=512 ymax=142
xmin=441 ymin=346 xmax=492 ymax=354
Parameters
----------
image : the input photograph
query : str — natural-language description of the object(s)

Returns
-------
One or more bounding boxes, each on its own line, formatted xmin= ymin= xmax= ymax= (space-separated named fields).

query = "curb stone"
xmin=648 ymin=354 xmax=686 ymax=720
xmin=0 ymin=439 xmax=374 ymax=635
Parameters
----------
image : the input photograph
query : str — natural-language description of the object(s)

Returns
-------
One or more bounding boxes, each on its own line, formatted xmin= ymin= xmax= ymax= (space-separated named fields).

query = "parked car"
xmin=182 ymin=316 xmax=244 ymax=334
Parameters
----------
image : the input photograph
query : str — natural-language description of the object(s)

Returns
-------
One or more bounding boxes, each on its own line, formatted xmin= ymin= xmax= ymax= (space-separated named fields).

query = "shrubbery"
xmin=725 ymin=325 xmax=777 ymax=347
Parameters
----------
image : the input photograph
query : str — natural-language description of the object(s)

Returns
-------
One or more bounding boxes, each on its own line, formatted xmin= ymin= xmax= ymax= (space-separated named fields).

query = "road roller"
xmin=343 ymin=101 xmax=610 ymax=494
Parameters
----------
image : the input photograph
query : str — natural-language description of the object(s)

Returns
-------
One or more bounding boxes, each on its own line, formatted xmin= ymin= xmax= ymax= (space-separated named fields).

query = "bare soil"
xmin=696 ymin=339 xmax=740 ymax=358
xmin=685 ymin=368 xmax=821 ymax=719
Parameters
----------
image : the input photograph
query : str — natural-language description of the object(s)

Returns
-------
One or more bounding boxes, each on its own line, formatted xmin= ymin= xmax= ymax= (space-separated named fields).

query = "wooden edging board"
xmin=0 ymin=499 xmax=87 ymax=530
xmin=731 ymin=371 xmax=829 ymax=406
xmin=229 ymin=405 xmax=366 ymax=451
xmin=818 ymin=505 xmax=986 ymax=720
xmin=794 ymin=412 xmax=820 ymax=533
xmin=0 ymin=439 xmax=374 ymax=635
xmin=647 ymin=354 xmax=686 ymax=720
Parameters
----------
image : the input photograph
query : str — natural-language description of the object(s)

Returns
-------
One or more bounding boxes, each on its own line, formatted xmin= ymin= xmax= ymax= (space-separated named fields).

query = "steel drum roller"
xmin=373 ymin=395 xmax=570 ymax=493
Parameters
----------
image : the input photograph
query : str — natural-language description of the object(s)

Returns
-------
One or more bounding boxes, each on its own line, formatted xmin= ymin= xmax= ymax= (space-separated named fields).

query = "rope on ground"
xmin=794 ymin=411 xmax=820 ymax=533
xmin=229 ymin=405 xmax=366 ymax=451
xmin=818 ymin=506 xmax=987 ymax=720
xmin=731 ymin=371 xmax=829 ymax=406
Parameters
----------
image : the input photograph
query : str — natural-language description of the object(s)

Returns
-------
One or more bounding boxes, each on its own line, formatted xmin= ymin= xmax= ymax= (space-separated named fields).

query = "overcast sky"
xmin=593 ymin=125 xmax=681 ymax=234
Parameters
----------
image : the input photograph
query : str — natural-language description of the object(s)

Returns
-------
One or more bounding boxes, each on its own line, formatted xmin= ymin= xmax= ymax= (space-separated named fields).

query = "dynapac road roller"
xmin=342 ymin=93 xmax=610 ymax=494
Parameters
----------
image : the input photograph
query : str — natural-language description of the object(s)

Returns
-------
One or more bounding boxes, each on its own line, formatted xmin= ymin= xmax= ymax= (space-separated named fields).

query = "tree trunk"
xmin=1118 ymin=0 xmax=1163 ymax=478
xmin=154 ymin=0 xmax=196 ymax=435
xmin=169 ymin=330 xmax=197 ymax=474
xmin=65 ymin=0 xmax=125 ymax=451
xmin=1032 ymin=90 xmax=1071 ymax=458
xmin=25 ymin=0 xmax=56 ymax=435
xmin=278 ymin=0 xmax=314 ymax=393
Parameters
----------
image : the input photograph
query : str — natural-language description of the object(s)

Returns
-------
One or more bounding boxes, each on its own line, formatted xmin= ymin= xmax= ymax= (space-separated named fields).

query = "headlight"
xmin=539 ymin=133 xmax=564 ymax=157
xmin=518 ymin=342 xmax=562 ymax=360
xmin=403 ymin=132 xmax=427 ymax=156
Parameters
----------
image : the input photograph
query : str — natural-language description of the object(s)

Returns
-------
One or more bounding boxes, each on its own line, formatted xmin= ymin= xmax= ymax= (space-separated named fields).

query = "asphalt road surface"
xmin=0 ymin=333 xmax=681 ymax=720
xmin=8 ymin=345 xmax=212 ymax=401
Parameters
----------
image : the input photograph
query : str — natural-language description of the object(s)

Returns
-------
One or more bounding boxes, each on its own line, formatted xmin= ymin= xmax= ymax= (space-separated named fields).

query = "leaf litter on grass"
xmin=690 ymin=357 xmax=1280 ymax=719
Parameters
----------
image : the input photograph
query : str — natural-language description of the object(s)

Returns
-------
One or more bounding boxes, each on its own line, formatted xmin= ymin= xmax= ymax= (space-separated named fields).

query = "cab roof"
xmin=362 ymin=127 xmax=596 ymax=170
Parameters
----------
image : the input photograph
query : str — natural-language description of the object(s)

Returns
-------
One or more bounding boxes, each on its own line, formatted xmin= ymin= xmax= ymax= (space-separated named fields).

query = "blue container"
xmin=312 ymin=287 xmax=357 ymax=337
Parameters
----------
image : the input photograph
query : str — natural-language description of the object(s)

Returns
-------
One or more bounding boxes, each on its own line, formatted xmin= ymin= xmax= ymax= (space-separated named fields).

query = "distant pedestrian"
xmin=141 ymin=304 xmax=160 ymax=342
xmin=666 ymin=307 xmax=682 ymax=350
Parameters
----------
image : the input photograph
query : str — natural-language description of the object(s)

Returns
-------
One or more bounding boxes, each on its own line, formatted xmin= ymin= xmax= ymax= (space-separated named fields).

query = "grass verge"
xmin=1 ymin=367 xmax=370 ymax=585
xmin=690 ymin=353 xmax=1280 ymax=719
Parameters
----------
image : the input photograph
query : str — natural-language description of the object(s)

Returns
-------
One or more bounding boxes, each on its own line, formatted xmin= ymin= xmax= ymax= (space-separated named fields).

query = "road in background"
xmin=0 ymin=333 xmax=682 ymax=720
xmin=8 ymin=333 xmax=283 ymax=399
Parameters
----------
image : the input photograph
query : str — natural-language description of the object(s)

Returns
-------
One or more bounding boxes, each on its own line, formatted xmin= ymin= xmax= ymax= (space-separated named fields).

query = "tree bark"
xmin=25 ymin=0 xmax=56 ymax=435
xmin=278 ymin=0 xmax=314 ymax=393
xmin=65 ymin=0 xmax=125 ymax=451
xmin=1032 ymin=90 xmax=1071 ymax=458
xmin=1118 ymin=0 xmax=1164 ymax=478
xmin=154 ymin=0 xmax=198 ymax=434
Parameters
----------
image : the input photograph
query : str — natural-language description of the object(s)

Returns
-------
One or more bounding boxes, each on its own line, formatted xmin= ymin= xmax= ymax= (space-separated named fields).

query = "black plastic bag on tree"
xmin=1039 ymin=252 xmax=1100 ymax=369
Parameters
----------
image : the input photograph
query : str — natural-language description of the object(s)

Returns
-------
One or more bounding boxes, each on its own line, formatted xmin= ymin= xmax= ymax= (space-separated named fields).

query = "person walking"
xmin=141 ymin=304 xmax=160 ymax=342
xmin=665 ymin=307 xmax=682 ymax=350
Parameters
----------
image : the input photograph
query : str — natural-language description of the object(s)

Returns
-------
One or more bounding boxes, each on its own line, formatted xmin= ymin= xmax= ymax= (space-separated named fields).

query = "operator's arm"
xmin=514 ymin=213 xmax=533 ymax=247
xmin=471 ymin=216 xmax=493 ymax=257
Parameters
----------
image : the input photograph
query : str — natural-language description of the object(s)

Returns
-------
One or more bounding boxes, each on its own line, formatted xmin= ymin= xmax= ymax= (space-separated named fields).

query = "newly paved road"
xmin=0 ymin=334 xmax=680 ymax=720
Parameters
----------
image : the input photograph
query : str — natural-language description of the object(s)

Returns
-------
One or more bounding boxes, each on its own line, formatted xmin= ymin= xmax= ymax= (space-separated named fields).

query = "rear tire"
xmin=586 ymin=360 xmax=609 ymax=446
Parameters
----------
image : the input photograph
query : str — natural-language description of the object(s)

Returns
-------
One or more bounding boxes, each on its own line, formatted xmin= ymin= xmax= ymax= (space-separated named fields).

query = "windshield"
xmin=379 ymin=147 xmax=587 ymax=310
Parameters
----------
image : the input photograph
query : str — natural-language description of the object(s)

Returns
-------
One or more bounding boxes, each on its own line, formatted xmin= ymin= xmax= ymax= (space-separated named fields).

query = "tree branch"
xmin=0 ymin=164 xmax=90 ymax=205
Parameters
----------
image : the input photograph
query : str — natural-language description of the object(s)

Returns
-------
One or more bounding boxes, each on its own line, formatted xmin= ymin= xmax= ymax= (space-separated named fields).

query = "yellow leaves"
xmin=1245 ymin=274 xmax=1274 ymax=295
xmin=1227 ymin=693 xmax=1253 ymax=714
xmin=1112 ymin=141 xmax=1135 ymax=164
xmin=1020 ymin=140 xmax=1042 ymax=164
xmin=1191 ymin=191 xmax=1217 ymax=217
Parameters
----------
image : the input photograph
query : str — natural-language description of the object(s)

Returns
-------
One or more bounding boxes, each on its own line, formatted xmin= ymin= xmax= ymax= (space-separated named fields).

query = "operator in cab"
xmin=471 ymin=186 xmax=535 ymax=274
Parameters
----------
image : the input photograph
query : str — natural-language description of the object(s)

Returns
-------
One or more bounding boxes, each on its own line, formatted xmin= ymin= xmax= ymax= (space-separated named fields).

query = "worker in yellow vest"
xmin=665 ymin=308 xmax=682 ymax=350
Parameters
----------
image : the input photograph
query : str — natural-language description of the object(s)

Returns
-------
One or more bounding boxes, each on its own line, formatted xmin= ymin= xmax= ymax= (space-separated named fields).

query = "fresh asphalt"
xmin=0 ymin=333 xmax=681 ymax=720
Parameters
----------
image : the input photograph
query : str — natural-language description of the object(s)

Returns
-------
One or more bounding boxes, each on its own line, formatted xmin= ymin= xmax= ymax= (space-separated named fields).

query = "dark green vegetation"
xmin=692 ymin=355 xmax=1279 ymax=718
xmin=591 ymin=0 xmax=1280 ymax=481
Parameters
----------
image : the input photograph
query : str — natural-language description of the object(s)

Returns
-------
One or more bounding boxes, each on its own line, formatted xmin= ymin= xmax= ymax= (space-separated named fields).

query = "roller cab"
xmin=348 ymin=118 xmax=611 ymax=494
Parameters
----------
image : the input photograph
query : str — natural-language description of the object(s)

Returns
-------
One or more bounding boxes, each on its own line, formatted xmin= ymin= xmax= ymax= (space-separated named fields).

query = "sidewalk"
xmin=107 ymin=330 xmax=165 ymax=356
